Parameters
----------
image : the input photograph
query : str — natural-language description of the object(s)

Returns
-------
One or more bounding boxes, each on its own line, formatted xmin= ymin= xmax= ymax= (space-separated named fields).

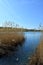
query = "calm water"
xmin=0 ymin=32 xmax=41 ymax=65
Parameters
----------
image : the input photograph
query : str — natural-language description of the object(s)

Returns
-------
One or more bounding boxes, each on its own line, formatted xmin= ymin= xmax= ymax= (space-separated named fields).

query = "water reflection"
xmin=0 ymin=32 xmax=41 ymax=65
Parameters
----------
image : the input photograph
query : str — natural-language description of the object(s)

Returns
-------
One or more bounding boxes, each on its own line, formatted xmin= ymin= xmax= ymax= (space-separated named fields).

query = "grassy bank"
xmin=0 ymin=32 xmax=25 ymax=55
xmin=27 ymin=33 xmax=43 ymax=65
xmin=0 ymin=27 xmax=28 ymax=32
xmin=0 ymin=33 xmax=24 ymax=45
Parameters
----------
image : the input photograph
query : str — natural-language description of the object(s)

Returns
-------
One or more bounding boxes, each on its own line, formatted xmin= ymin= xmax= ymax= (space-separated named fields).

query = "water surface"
xmin=0 ymin=32 xmax=41 ymax=65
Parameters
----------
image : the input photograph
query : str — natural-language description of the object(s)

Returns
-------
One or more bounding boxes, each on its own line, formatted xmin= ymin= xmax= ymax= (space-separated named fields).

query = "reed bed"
xmin=0 ymin=32 xmax=25 ymax=55
xmin=29 ymin=32 xmax=43 ymax=65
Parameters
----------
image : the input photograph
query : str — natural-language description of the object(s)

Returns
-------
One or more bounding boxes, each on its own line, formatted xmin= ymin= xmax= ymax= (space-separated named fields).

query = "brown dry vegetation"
xmin=0 ymin=27 xmax=26 ymax=32
xmin=0 ymin=33 xmax=24 ymax=45
xmin=28 ymin=33 xmax=43 ymax=65
xmin=0 ymin=29 xmax=25 ymax=55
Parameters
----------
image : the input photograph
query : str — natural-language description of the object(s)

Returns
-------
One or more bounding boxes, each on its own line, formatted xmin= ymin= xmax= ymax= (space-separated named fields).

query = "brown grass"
xmin=0 ymin=32 xmax=24 ymax=46
xmin=29 ymin=33 xmax=43 ymax=65
xmin=0 ymin=32 xmax=25 ymax=55
xmin=0 ymin=27 xmax=24 ymax=32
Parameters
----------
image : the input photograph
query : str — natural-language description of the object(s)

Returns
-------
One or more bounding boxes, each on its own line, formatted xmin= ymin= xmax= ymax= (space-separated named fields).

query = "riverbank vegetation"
xmin=0 ymin=32 xmax=25 ymax=55
xmin=0 ymin=21 xmax=43 ymax=57
xmin=0 ymin=21 xmax=25 ymax=55
xmin=0 ymin=21 xmax=43 ymax=32
xmin=0 ymin=27 xmax=43 ymax=32
xmin=26 ymin=32 xmax=43 ymax=65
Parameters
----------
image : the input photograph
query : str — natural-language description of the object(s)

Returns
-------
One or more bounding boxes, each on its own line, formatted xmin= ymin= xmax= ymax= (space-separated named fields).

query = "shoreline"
xmin=0 ymin=32 xmax=25 ymax=56
xmin=0 ymin=27 xmax=43 ymax=32
xmin=29 ymin=36 xmax=43 ymax=65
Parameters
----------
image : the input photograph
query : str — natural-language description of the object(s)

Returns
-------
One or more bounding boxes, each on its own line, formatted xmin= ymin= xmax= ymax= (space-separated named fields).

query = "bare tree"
xmin=3 ymin=21 xmax=15 ymax=28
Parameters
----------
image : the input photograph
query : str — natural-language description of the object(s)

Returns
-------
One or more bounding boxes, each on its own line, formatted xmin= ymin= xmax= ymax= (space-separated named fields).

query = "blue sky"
xmin=0 ymin=0 xmax=43 ymax=29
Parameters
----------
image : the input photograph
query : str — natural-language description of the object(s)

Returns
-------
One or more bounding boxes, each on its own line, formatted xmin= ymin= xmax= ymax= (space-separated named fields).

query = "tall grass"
xmin=29 ymin=31 xmax=43 ymax=65
xmin=0 ymin=32 xmax=24 ymax=46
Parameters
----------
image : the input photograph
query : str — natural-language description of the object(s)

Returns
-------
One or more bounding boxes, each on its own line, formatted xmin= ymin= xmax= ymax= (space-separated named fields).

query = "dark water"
xmin=0 ymin=32 xmax=41 ymax=65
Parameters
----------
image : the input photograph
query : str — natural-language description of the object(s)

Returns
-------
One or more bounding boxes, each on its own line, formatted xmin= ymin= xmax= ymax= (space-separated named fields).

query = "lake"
xmin=0 ymin=32 xmax=41 ymax=65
